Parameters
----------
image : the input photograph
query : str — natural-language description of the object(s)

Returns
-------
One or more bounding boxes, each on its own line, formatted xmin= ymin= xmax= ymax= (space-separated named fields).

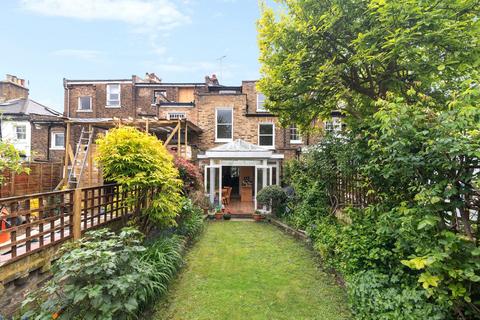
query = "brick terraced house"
xmin=63 ymin=73 xmax=319 ymax=212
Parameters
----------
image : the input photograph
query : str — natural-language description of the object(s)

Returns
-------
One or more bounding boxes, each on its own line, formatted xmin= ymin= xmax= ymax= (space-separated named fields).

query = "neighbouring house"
xmin=0 ymin=74 xmax=65 ymax=162
xmin=63 ymin=73 xmax=329 ymax=212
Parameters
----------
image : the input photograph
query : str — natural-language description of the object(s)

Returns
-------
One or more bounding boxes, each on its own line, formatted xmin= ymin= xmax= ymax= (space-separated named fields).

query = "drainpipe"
xmin=47 ymin=124 xmax=51 ymax=161
xmin=63 ymin=78 xmax=70 ymax=118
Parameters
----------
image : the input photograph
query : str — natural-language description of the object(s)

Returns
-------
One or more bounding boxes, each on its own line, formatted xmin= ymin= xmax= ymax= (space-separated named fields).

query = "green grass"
xmin=152 ymin=221 xmax=350 ymax=320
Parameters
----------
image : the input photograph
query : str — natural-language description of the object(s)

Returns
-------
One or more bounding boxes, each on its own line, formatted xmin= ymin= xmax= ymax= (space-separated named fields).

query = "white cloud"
xmin=20 ymin=0 xmax=190 ymax=31
xmin=51 ymin=49 xmax=103 ymax=61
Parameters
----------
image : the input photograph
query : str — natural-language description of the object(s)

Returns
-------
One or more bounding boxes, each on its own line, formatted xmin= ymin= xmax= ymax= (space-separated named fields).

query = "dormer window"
xmin=106 ymin=84 xmax=120 ymax=107
xmin=257 ymin=93 xmax=267 ymax=112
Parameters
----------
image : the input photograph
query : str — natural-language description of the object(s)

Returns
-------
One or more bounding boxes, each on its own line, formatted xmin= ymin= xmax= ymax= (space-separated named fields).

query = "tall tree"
xmin=258 ymin=0 xmax=480 ymax=125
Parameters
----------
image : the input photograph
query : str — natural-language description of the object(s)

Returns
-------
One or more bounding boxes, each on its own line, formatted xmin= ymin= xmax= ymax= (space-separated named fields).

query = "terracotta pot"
xmin=253 ymin=214 xmax=264 ymax=222
xmin=215 ymin=213 xmax=223 ymax=220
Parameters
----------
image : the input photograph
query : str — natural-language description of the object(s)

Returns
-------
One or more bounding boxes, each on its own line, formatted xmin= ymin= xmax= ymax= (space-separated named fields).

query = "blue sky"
xmin=0 ymin=0 xmax=266 ymax=112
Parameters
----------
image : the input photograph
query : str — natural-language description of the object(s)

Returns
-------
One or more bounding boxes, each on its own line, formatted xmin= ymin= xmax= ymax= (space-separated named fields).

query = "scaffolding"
xmin=60 ymin=117 xmax=202 ymax=189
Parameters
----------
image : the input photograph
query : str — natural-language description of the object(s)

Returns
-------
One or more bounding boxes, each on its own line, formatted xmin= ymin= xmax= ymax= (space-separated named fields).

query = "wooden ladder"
xmin=67 ymin=127 xmax=93 ymax=188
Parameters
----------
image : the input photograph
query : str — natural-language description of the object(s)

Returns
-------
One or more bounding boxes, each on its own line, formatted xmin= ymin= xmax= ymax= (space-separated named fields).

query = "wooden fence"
xmin=0 ymin=183 xmax=147 ymax=266
xmin=331 ymin=174 xmax=376 ymax=209
xmin=0 ymin=162 xmax=63 ymax=198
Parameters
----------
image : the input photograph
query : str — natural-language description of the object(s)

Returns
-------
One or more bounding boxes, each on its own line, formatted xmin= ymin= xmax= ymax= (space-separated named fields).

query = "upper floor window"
xmin=325 ymin=117 xmax=343 ymax=133
xmin=15 ymin=125 xmax=26 ymax=140
xmin=153 ymin=90 xmax=167 ymax=104
xmin=51 ymin=132 xmax=65 ymax=150
xmin=215 ymin=108 xmax=233 ymax=142
xmin=78 ymin=96 xmax=92 ymax=111
xmin=257 ymin=93 xmax=267 ymax=112
xmin=106 ymin=84 xmax=120 ymax=107
xmin=290 ymin=125 xmax=302 ymax=144
xmin=258 ymin=123 xmax=274 ymax=148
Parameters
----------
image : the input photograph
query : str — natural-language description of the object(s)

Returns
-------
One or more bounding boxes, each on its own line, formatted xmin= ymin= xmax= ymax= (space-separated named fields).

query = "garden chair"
xmin=222 ymin=187 xmax=232 ymax=205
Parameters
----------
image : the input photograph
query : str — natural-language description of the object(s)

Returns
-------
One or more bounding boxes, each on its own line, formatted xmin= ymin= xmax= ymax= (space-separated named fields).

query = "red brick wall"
xmin=0 ymin=82 xmax=28 ymax=103
xmin=66 ymin=83 xmax=135 ymax=119
xmin=30 ymin=124 xmax=65 ymax=162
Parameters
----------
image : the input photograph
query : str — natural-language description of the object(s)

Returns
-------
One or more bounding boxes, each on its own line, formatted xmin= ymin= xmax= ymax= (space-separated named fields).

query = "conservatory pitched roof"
xmin=198 ymin=139 xmax=284 ymax=159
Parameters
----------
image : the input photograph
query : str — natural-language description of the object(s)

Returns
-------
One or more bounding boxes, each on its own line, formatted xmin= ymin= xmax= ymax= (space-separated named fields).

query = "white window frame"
xmin=215 ymin=107 xmax=233 ymax=143
xmin=325 ymin=117 xmax=343 ymax=133
xmin=258 ymin=122 xmax=275 ymax=149
xmin=106 ymin=83 xmax=121 ymax=108
xmin=256 ymin=93 xmax=267 ymax=112
xmin=15 ymin=125 xmax=27 ymax=140
xmin=51 ymin=132 xmax=65 ymax=150
xmin=290 ymin=125 xmax=302 ymax=144
xmin=219 ymin=90 xmax=237 ymax=94
xmin=77 ymin=96 xmax=92 ymax=112
xmin=167 ymin=112 xmax=186 ymax=120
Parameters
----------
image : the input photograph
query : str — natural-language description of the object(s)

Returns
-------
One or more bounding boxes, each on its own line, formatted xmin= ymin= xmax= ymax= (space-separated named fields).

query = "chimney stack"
xmin=0 ymin=74 xmax=29 ymax=102
xmin=205 ymin=74 xmax=220 ymax=86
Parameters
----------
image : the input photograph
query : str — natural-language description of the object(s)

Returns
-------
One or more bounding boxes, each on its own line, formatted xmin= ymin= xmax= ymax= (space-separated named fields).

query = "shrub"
xmin=349 ymin=270 xmax=448 ymax=320
xmin=96 ymin=126 xmax=182 ymax=232
xmin=139 ymin=235 xmax=185 ymax=309
xmin=256 ymin=185 xmax=287 ymax=216
xmin=22 ymin=228 xmax=153 ymax=320
xmin=176 ymin=198 xmax=205 ymax=241
xmin=0 ymin=141 xmax=28 ymax=184
xmin=174 ymin=156 xmax=203 ymax=194
xmin=284 ymin=101 xmax=480 ymax=317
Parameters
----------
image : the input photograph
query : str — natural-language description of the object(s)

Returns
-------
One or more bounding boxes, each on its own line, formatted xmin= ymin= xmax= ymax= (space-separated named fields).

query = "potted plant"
xmin=214 ymin=206 xmax=223 ymax=220
xmin=253 ymin=210 xmax=264 ymax=222
xmin=207 ymin=210 xmax=216 ymax=220
xmin=223 ymin=209 xmax=232 ymax=220
xmin=256 ymin=185 xmax=287 ymax=217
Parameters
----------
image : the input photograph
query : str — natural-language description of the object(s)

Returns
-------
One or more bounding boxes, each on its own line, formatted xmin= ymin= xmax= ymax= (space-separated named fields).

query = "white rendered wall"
xmin=1 ymin=120 xmax=31 ymax=159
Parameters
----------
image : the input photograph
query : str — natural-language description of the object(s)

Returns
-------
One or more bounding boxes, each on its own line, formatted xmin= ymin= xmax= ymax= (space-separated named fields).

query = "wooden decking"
xmin=225 ymin=198 xmax=254 ymax=215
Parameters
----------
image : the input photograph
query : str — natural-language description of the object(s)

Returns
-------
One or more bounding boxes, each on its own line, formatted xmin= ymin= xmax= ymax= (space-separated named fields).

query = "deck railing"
xmin=0 ymin=183 xmax=146 ymax=266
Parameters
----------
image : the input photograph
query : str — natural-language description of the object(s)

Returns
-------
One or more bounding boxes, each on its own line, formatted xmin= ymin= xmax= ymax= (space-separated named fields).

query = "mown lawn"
xmin=152 ymin=221 xmax=350 ymax=320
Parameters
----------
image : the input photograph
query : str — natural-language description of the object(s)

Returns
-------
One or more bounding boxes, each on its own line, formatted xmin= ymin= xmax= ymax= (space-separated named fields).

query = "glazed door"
xmin=204 ymin=165 xmax=222 ymax=206
xmin=254 ymin=165 xmax=273 ymax=211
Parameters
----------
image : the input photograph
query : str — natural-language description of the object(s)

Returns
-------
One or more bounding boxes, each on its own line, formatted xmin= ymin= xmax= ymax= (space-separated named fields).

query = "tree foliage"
xmin=259 ymin=0 xmax=480 ymax=318
xmin=0 ymin=140 xmax=26 ymax=184
xmin=258 ymin=0 xmax=480 ymax=126
xmin=96 ymin=126 xmax=182 ymax=231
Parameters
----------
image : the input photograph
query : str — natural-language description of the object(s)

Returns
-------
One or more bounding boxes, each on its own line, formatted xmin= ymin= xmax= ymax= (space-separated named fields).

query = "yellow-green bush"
xmin=96 ymin=126 xmax=182 ymax=231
